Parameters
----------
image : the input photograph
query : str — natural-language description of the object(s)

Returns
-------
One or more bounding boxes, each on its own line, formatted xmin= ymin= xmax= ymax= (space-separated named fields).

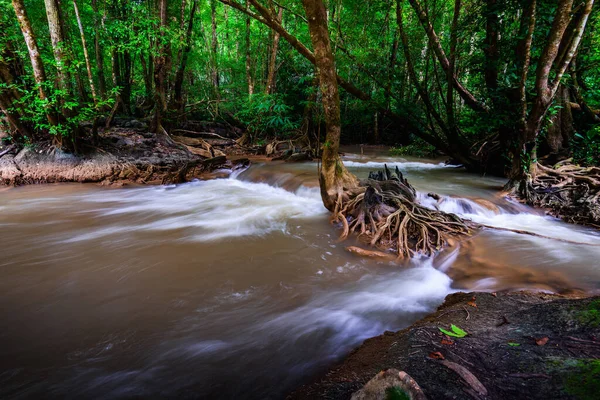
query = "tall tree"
xmin=73 ymin=0 xmax=97 ymax=104
xmin=172 ymin=0 xmax=199 ymax=112
xmin=301 ymin=0 xmax=357 ymax=211
xmin=43 ymin=0 xmax=72 ymax=95
xmin=265 ymin=3 xmax=283 ymax=94
xmin=152 ymin=0 xmax=172 ymax=132
xmin=12 ymin=0 xmax=58 ymax=126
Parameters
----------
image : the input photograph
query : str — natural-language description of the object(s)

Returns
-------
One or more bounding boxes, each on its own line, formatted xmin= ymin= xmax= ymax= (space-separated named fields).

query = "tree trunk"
xmin=484 ymin=0 xmax=499 ymax=95
xmin=73 ymin=0 xmax=97 ymax=105
xmin=172 ymin=0 xmax=198 ymax=112
xmin=152 ymin=0 xmax=171 ymax=132
xmin=91 ymin=0 xmax=106 ymax=100
xmin=12 ymin=0 xmax=58 ymax=126
xmin=301 ymin=0 xmax=357 ymax=211
xmin=265 ymin=5 xmax=283 ymax=94
xmin=211 ymin=0 xmax=220 ymax=97
xmin=245 ymin=0 xmax=254 ymax=96
xmin=515 ymin=0 xmax=594 ymax=181
xmin=406 ymin=0 xmax=488 ymax=113
xmin=43 ymin=0 xmax=72 ymax=95
xmin=0 ymin=42 xmax=32 ymax=137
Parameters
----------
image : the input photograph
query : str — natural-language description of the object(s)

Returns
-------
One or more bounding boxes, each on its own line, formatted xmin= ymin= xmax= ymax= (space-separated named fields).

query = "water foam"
xmin=343 ymin=160 xmax=460 ymax=170
xmin=67 ymin=178 xmax=327 ymax=242
xmin=419 ymin=192 xmax=600 ymax=245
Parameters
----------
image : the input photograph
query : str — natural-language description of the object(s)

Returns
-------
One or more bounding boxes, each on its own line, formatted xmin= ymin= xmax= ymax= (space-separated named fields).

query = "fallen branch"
xmin=0 ymin=145 xmax=15 ymax=158
xmin=171 ymin=129 xmax=236 ymax=143
xmin=476 ymin=223 xmax=600 ymax=246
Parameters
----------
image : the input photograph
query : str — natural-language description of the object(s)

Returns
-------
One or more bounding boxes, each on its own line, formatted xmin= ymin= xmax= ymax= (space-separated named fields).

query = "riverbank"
xmin=289 ymin=291 xmax=600 ymax=400
xmin=0 ymin=126 xmax=249 ymax=185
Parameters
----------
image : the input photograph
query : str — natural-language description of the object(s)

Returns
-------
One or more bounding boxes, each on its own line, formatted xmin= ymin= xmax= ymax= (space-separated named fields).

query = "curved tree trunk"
xmin=301 ymin=0 xmax=357 ymax=211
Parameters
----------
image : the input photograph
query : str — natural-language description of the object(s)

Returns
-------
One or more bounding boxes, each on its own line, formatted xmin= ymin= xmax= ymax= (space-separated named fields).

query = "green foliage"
xmin=439 ymin=324 xmax=468 ymax=338
xmin=564 ymin=359 xmax=600 ymax=400
xmin=573 ymin=127 xmax=600 ymax=167
xmin=385 ymin=386 xmax=410 ymax=400
xmin=233 ymin=94 xmax=299 ymax=139
xmin=576 ymin=299 xmax=600 ymax=327
xmin=507 ymin=342 xmax=521 ymax=347
xmin=390 ymin=138 xmax=437 ymax=158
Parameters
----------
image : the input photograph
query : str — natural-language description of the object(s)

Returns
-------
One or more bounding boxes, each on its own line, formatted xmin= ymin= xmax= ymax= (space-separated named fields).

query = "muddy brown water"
xmin=1 ymin=148 xmax=600 ymax=399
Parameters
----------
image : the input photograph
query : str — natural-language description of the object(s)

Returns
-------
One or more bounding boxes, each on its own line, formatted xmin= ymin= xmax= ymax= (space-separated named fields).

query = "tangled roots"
xmin=515 ymin=162 xmax=600 ymax=227
xmin=334 ymin=165 xmax=471 ymax=258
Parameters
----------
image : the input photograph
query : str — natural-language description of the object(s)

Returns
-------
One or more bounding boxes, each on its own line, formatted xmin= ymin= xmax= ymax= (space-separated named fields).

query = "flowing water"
xmin=1 ymin=148 xmax=600 ymax=399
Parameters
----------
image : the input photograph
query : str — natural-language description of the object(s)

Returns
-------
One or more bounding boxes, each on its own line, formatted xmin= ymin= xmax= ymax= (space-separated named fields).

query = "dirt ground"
xmin=289 ymin=291 xmax=600 ymax=400
xmin=0 ymin=126 xmax=245 ymax=185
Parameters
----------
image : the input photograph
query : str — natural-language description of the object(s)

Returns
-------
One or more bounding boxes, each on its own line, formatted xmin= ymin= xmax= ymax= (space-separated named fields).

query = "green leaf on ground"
xmin=439 ymin=324 xmax=468 ymax=338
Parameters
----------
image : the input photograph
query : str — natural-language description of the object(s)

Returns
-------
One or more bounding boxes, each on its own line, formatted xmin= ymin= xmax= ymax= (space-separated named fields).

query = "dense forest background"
xmin=1 ymin=0 xmax=599 ymax=178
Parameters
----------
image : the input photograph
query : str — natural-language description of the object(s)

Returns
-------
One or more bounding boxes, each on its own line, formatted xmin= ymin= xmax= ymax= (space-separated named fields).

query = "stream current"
xmin=1 ymin=148 xmax=600 ymax=399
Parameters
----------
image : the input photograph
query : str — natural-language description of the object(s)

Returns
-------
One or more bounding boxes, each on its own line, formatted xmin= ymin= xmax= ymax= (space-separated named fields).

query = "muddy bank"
xmin=0 ymin=127 xmax=247 ymax=185
xmin=289 ymin=291 xmax=600 ymax=400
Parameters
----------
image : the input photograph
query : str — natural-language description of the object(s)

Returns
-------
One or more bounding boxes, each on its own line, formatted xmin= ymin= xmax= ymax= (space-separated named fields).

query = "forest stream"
xmin=1 ymin=148 xmax=600 ymax=399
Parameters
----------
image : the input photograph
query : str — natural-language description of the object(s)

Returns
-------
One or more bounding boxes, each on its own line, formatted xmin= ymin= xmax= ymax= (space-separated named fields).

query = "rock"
xmin=285 ymin=152 xmax=312 ymax=163
xmin=351 ymin=369 xmax=427 ymax=400
xmin=202 ymin=156 xmax=227 ymax=168
xmin=0 ymin=154 xmax=22 ymax=183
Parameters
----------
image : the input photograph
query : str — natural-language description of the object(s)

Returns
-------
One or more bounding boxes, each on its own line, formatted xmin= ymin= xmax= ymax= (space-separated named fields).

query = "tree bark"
xmin=0 ymin=41 xmax=32 ymax=137
xmin=521 ymin=0 xmax=594 ymax=177
xmin=43 ymin=0 xmax=72 ymax=95
xmin=245 ymin=0 xmax=254 ymax=96
xmin=73 ymin=0 xmax=97 ymax=105
xmin=91 ymin=0 xmax=107 ymax=100
xmin=484 ymin=0 xmax=499 ymax=94
xmin=152 ymin=0 xmax=171 ymax=132
xmin=12 ymin=0 xmax=58 ymax=126
xmin=265 ymin=4 xmax=283 ymax=94
xmin=172 ymin=0 xmax=198 ymax=111
xmin=301 ymin=0 xmax=357 ymax=211
xmin=211 ymin=0 xmax=220 ymax=96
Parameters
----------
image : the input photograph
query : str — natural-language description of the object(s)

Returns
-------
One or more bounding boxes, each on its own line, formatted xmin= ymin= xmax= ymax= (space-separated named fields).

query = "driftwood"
xmin=172 ymin=135 xmax=226 ymax=159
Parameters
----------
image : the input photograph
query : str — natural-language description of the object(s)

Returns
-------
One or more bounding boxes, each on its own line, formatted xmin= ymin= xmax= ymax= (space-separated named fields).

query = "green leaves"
xmin=439 ymin=324 xmax=468 ymax=338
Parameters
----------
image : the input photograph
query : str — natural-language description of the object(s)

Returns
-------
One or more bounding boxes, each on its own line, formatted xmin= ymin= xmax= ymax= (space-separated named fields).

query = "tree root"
xmin=513 ymin=162 xmax=600 ymax=227
xmin=334 ymin=165 xmax=471 ymax=258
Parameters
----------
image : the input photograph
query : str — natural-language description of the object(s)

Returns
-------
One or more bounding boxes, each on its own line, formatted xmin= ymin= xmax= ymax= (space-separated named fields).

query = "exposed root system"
xmin=519 ymin=161 xmax=600 ymax=227
xmin=333 ymin=165 xmax=471 ymax=258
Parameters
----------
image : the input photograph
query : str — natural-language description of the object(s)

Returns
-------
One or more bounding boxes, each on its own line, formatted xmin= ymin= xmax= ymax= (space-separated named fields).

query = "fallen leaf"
xmin=467 ymin=301 xmax=477 ymax=308
xmin=429 ymin=351 xmax=445 ymax=360
xmin=536 ymin=337 xmax=549 ymax=346
xmin=491 ymin=292 xmax=497 ymax=297
xmin=439 ymin=324 xmax=468 ymax=338
xmin=441 ymin=338 xmax=454 ymax=345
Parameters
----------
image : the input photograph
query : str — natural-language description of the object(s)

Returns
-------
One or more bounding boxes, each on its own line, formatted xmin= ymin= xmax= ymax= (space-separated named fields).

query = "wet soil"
xmin=0 ymin=128 xmax=240 ymax=185
xmin=289 ymin=291 xmax=600 ymax=400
